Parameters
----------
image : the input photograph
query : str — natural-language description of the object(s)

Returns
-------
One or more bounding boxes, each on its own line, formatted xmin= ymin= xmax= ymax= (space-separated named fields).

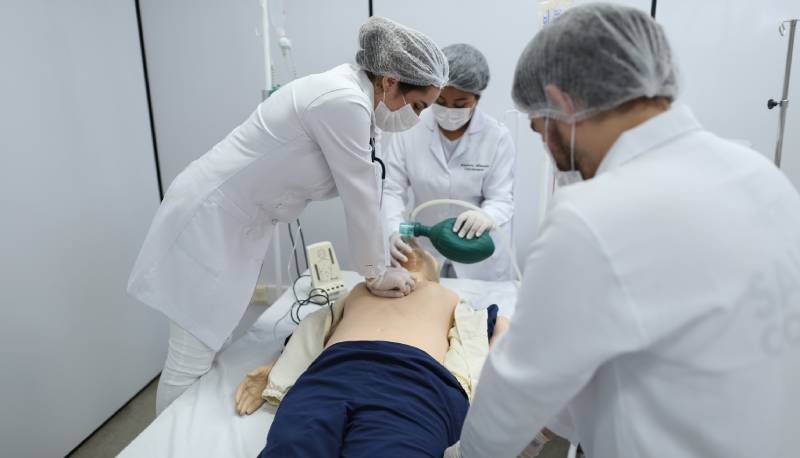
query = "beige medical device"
xmin=305 ymin=241 xmax=346 ymax=298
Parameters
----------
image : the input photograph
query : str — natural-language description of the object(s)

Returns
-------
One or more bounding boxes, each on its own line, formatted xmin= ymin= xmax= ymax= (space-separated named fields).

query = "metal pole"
xmin=260 ymin=0 xmax=273 ymax=102
xmin=260 ymin=0 xmax=282 ymax=286
xmin=773 ymin=19 xmax=797 ymax=167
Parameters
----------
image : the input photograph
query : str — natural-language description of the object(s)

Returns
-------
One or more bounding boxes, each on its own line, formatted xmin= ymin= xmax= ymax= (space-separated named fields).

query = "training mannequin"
xmin=235 ymin=243 xmax=510 ymax=457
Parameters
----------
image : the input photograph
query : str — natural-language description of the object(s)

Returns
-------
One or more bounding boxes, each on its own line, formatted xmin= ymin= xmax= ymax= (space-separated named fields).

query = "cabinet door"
xmin=0 ymin=1 xmax=165 ymax=456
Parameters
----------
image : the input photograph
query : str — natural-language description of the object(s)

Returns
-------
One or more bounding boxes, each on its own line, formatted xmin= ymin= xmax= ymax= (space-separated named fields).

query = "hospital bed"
xmin=119 ymin=271 xmax=519 ymax=457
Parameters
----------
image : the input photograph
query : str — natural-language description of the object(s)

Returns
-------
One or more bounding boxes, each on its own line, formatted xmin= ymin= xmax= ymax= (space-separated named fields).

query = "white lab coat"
xmin=382 ymin=107 xmax=516 ymax=280
xmin=128 ymin=64 xmax=387 ymax=350
xmin=460 ymin=105 xmax=800 ymax=457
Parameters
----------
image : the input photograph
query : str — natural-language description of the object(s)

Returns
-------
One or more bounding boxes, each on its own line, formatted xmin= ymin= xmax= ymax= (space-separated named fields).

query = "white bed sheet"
xmin=119 ymin=271 xmax=518 ymax=458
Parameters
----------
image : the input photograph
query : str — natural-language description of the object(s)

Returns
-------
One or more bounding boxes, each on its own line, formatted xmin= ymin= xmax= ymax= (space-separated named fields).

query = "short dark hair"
xmin=365 ymin=71 xmax=429 ymax=95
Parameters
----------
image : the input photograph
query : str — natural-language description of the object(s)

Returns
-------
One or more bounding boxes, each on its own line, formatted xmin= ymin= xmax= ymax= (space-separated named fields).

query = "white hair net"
xmin=356 ymin=17 xmax=449 ymax=88
xmin=443 ymin=44 xmax=490 ymax=94
xmin=512 ymin=3 xmax=679 ymax=121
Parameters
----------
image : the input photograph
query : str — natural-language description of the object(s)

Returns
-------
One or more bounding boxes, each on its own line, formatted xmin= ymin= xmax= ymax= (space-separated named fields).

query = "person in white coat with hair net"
xmin=446 ymin=4 xmax=800 ymax=457
xmin=127 ymin=16 xmax=449 ymax=415
xmin=384 ymin=43 xmax=517 ymax=281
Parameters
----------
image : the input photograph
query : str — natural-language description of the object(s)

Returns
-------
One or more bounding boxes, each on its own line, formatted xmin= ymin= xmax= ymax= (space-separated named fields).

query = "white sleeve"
xmin=459 ymin=202 xmax=646 ymax=458
xmin=480 ymin=126 xmax=516 ymax=227
xmin=381 ymin=130 xmax=411 ymax=238
xmin=262 ymin=300 xmax=345 ymax=404
xmin=303 ymin=92 xmax=387 ymax=278
xmin=547 ymin=407 xmax=577 ymax=444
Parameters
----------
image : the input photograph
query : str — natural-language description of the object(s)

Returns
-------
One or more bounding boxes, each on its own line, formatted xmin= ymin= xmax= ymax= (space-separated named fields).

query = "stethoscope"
xmin=370 ymin=137 xmax=386 ymax=206
xmin=369 ymin=137 xmax=386 ymax=179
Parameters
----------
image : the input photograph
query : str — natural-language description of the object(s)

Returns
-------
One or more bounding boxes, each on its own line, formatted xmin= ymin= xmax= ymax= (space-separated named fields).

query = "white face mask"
xmin=431 ymin=104 xmax=473 ymax=131
xmin=374 ymin=91 xmax=419 ymax=132
xmin=543 ymin=117 xmax=583 ymax=188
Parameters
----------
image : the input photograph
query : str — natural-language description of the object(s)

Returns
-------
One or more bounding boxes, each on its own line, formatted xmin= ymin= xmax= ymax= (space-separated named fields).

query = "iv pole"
xmin=259 ymin=0 xmax=292 ymax=101
xmin=260 ymin=0 xmax=297 ymax=286
xmin=260 ymin=0 xmax=273 ymax=102
xmin=259 ymin=0 xmax=284 ymax=286
xmin=767 ymin=19 xmax=798 ymax=168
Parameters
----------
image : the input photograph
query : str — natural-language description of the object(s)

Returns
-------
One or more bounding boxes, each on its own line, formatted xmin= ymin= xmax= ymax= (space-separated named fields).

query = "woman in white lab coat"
xmin=127 ymin=17 xmax=448 ymax=414
xmin=384 ymin=44 xmax=516 ymax=281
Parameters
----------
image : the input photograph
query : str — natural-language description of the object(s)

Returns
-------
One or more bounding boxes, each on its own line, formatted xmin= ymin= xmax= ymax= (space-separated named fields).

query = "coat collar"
xmin=424 ymin=106 xmax=490 ymax=169
xmin=352 ymin=64 xmax=376 ymax=137
xmin=353 ymin=64 xmax=375 ymax=110
xmin=427 ymin=110 xmax=449 ymax=171
xmin=596 ymin=104 xmax=703 ymax=176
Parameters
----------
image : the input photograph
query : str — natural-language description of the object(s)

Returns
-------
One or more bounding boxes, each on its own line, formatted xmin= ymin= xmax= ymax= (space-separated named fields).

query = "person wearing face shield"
xmin=383 ymin=43 xmax=517 ymax=281
xmin=445 ymin=4 xmax=800 ymax=458
xmin=127 ymin=16 xmax=449 ymax=415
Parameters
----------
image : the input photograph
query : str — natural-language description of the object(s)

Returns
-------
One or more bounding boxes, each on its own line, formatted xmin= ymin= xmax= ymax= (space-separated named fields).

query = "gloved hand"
xmin=453 ymin=210 xmax=494 ymax=240
xmin=366 ymin=266 xmax=417 ymax=298
xmin=443 ymin=441 xmax=462 ymax=458
xmin=234 ymin=364 xmax=273 ymax=416
xmin=389 ymin=231 xmax=413 ymax=266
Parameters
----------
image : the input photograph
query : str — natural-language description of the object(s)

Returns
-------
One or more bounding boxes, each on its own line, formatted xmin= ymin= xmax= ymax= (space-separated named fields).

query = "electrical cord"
xmin=289 ymin=274 xmax=332 ymax=325
xmin=272 ymin=274 xmax=333 ymax=341
xmin=296 ymin=218 xmax=309 ymax=271
xmin=272 ymin=220 xmax=334 ymax=340
xmin=274 ymin=221 xmax=304 ymax=338
xmin=285 ymin=219 xmax=329 ymax=323
xmin=287 ymin=222 xmax=301 ymax=279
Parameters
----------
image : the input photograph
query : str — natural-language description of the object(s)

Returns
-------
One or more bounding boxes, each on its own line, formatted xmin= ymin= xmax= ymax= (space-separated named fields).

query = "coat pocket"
xmin=174 ymin=189 xmax=257 ymax=278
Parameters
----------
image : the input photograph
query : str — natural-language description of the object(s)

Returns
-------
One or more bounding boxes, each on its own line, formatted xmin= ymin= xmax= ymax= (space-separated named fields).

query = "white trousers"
xmin=155 ymin=322 xmax=217 ymax=415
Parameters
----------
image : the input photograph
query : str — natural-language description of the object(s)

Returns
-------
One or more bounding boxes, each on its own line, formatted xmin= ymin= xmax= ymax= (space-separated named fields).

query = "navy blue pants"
xmin=260 ymin=305 xmax=499 ymax=458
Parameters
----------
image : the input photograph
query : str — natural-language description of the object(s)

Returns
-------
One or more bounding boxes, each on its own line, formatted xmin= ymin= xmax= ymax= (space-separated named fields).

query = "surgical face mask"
xmin=374 ymin=91 xmax=419 ymax=132
xmin=431 ymin=104 xmax=473 ymax=131
xmin=543 ymin=117 xmax=583 ymax=188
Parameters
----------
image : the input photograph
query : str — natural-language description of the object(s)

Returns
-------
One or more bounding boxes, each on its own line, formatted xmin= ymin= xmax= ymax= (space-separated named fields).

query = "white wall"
xmin=656 ymin=1 xmax=800 ymax=188
xmin=137 ymin=0 xmax=581 ymax=275
xmin=273 ymin=0 xmax=369 ymax=274
xmin=138 ymin=0 xmax=800 ymax=279
xmin=139 ymin=0 xmax=368 ymax=279
xmin=376 ymin=0 xmax=800 ymax=270
xmin=373 ymin=0 xmax=653 ymax=267
xmin=0 ymin=1 xmax=166 ymax=457
xmin=137 ymin=0 xmax=283 ymax=284
xmin=371 ymin=0 xmax=542 ymax=268
xmin=138 ymin=0 xmax=266 ymax=189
